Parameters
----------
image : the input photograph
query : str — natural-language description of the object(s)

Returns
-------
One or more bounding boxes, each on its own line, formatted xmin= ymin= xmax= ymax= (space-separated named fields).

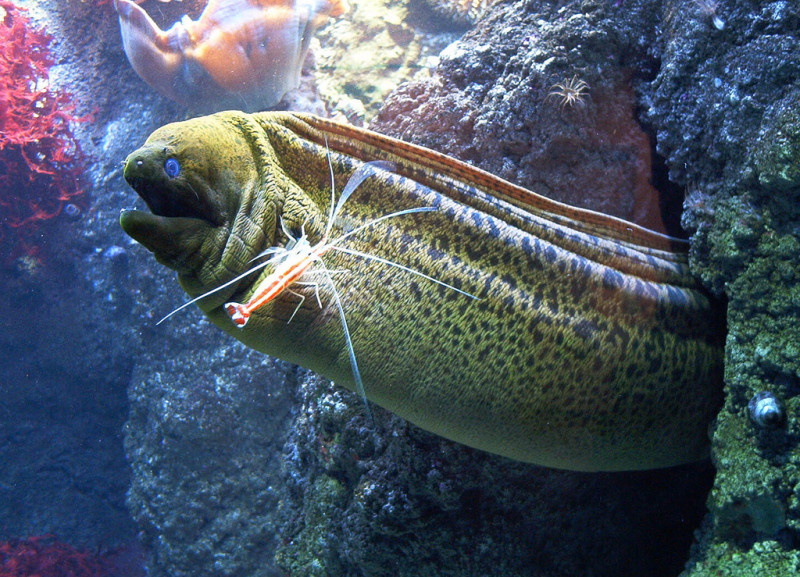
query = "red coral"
xmin=0 ymin=536 xmax=113 ymax=577
xmin=0 ymin=0 xmax=86 ymax=257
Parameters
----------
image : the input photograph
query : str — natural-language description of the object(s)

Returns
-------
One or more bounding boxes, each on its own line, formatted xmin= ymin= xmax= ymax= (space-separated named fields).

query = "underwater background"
xmin=0 ymin=0 xmax=798 ymax=575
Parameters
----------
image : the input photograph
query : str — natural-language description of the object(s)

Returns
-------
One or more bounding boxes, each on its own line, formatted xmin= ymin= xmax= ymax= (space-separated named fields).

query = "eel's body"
xmin=120 ymin=111 xmax=724 ymax=471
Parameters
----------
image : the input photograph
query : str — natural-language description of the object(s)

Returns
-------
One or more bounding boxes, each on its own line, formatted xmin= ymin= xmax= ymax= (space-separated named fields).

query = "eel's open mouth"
xmin=125 ymin=173 xmax=215 ymax=223
xmin=122 ymin=149 xmax=219 ymax=225
xmin=120 ymin=148 xmax=222 ymax=268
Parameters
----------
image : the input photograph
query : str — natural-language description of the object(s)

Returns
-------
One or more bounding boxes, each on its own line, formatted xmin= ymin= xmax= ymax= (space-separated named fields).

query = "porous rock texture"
xmin=373 ymin=0 xmax=683 ymax=235
xmin=274 ymin=372 xmax=711 ymax=576
xmin=649 ymin=0 xmax=800 ymax=574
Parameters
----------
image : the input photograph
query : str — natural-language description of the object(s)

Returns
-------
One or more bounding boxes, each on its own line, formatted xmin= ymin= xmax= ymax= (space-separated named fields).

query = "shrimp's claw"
xmin=224 ymin=302 xmax=250 ymax=328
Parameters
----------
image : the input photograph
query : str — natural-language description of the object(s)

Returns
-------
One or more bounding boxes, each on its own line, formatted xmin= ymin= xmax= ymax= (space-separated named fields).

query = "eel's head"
xmin=119 ymin=111 xmax=353 ymax=367
xmin=120 ymin=112 xmax=275 ymax=307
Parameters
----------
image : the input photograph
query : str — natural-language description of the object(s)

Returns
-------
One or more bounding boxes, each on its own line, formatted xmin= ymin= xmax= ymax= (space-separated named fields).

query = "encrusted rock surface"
xmin=647 ymin=1 xmax=800 ymax=574
xmin=372 ymin=0 xmax=682 ymax=234
xmin=125 ymin=337 xmax=296 ymax=577
xmin=275 ymin=372 xmax=711 ymax=576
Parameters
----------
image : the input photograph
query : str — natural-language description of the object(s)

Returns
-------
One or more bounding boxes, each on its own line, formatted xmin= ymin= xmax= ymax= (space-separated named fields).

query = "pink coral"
xmin=0 ymin=536 xmax=113 ymax=577
xmin=0 ymin=0 xmax=86 ymax=258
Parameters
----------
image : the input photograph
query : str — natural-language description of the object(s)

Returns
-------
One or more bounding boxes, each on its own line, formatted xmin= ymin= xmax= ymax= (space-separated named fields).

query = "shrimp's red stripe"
xmin=241 ymin=243 xmax=333 ymax=317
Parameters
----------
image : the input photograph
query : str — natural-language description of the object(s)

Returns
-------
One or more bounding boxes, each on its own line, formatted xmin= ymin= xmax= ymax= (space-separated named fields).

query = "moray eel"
xmin=120 ymin=111 xmax=724 ymax=471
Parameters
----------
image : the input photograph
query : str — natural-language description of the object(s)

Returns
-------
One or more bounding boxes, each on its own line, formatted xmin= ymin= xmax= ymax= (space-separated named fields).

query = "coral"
xmin=313 ymin=0 xmax=455 ymax=121
xmin=0 ymin=0 xmax=85 ymax=258
xmin=0 ymin=536 xmax=112 ymax=577
xmin=421 ymin=0 xmax=497 ymax=25
xmin=114 ymin=0 xmax=345 ymax=111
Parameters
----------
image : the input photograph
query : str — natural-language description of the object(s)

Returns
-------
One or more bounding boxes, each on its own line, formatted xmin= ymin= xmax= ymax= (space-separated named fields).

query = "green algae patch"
xmin=685 ymin=540 xmax=800 ymax=576
xmin=752 ymin=103 xmax=800 ymax=194
xmin=688 ymin=195 xmax=766 ymax=295
xmin=275 ymin=475 xmax=348 ymax=577
xmin=679 ymin=93 xmax=800 ymax=575
xmin=684 ymin=197 xmax=800 ymax=576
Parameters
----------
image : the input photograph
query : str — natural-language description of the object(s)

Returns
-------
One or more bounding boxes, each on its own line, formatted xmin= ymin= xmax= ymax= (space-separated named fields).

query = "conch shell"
xmin=113 ymin=0 xmax=347 ymax=111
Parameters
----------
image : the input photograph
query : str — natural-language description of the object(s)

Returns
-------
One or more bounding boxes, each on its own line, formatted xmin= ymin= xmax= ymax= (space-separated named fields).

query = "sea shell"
xmin=113 ymin=0 xmax=348 ymax=111
xmin=748 ymin=391 xmax=786 ymax=429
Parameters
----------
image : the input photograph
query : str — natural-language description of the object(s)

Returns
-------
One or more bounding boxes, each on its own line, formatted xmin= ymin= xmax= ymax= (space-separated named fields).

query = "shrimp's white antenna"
xmin=156 ymin=248 xmax=283 ymax=325
xmin=330 ymin=161 xmax=396 ymax=226
xmin=324 ymin=137 xmax=337 ymax=238
xmin=333 ymin=206 xmax=435 ymax=246
xmin=320 ymin=259 xmax=373 ymax=423
xmin=333 ymin=245 xmax=479 ymax=300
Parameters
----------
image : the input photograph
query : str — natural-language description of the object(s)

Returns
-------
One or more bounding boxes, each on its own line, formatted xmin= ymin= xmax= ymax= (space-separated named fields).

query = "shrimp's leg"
xmin=285 ymin=290 xmax=307 ymax=324
xmin=293 ymin=281 xmax=323 ymax=309
xmin=296 ymin=268 xmax=351 ymax=309
xmin=279 ymin=216 xmax=297 ymax=243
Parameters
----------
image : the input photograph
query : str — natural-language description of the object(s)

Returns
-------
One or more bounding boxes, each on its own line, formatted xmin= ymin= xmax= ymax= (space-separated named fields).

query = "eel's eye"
xmin=164 ymin=157 xmax=180 ymax=178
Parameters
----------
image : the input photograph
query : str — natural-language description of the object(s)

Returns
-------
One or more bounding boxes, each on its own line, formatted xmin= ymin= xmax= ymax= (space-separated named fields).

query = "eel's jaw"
xmin=122 ymin=143 xmax=222 ymax=226
xmin=123 ymin=170 xmax=218 ymax=224
xmin=119 ymin=210 xmax=213 ymax=273
xmin=120 ymin=147 xmax=222 ymax=272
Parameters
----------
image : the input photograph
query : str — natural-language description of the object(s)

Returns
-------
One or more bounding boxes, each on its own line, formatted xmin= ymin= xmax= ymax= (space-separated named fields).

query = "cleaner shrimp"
xmin=158 ymin=153 xmax=479 ymax=414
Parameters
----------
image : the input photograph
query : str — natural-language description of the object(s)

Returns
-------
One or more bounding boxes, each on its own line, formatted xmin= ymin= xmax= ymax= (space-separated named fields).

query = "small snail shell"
xmin=748 ymin=391 xmax=786 ymax=429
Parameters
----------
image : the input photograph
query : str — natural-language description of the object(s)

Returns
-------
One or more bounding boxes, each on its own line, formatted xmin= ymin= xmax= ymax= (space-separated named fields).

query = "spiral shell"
xmin=748 ymin=391 xmax=786 ymax=429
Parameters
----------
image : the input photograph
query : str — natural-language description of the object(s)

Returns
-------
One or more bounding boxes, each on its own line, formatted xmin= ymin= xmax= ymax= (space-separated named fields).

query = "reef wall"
xmin=649 ymin=0 xmax=800 ymax=573
xmin=0 ymin=0 xmax=145 ymax=554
